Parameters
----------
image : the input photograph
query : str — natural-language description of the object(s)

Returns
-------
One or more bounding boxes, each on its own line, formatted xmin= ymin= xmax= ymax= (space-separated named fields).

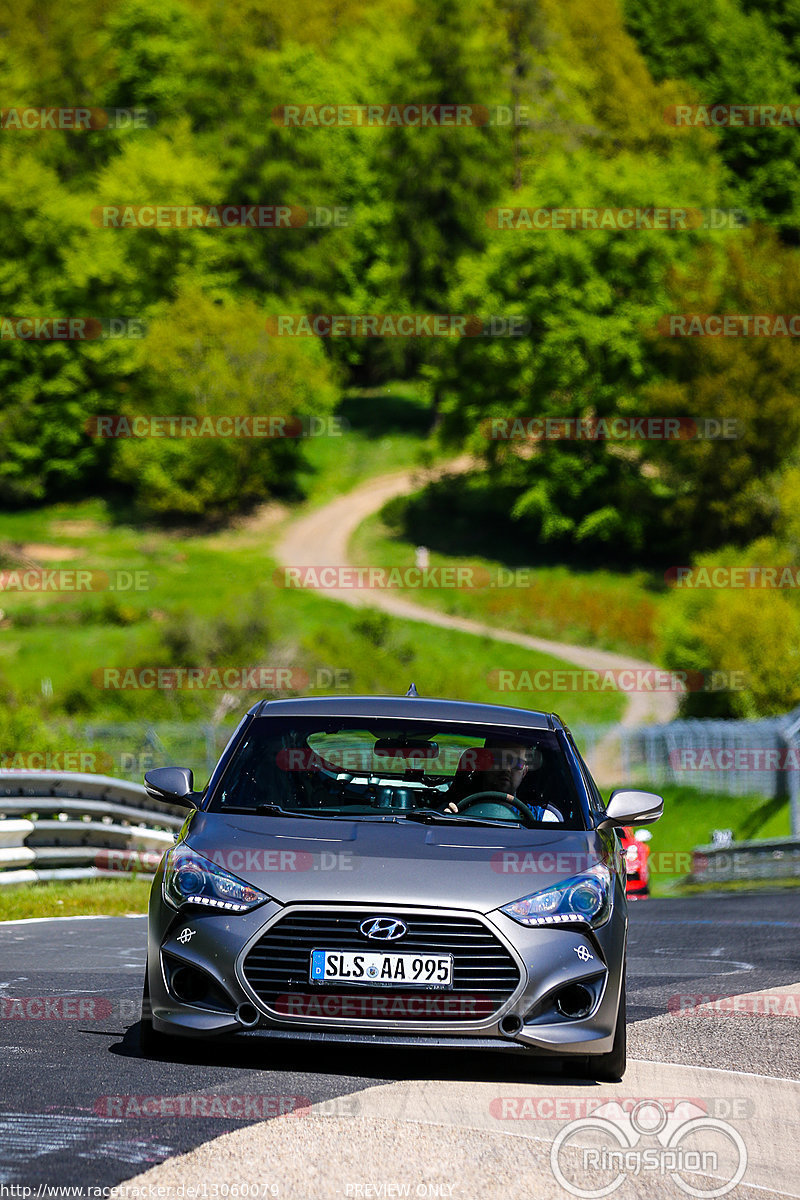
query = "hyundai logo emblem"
xmin=359 ymin=917 xmax=408 ymax=941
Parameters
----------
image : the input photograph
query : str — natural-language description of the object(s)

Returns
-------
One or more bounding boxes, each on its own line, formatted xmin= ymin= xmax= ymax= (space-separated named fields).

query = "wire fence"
xmin=78 ymin=720 xmax=236 ymax=782
xmin=620 ymin=707 xmax=800 ymax=836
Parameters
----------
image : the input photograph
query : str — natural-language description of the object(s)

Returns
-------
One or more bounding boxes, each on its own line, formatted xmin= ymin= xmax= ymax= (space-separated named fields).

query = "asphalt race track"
xmin=1 ymin=892 xmax=798 ymax=1198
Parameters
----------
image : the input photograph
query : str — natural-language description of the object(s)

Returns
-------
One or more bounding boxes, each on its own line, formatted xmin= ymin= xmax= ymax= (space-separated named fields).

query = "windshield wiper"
xmin=402 ymin=809 xmax=520 ymax=829
xmin=220 ymin=804 xmax=325 ymax=819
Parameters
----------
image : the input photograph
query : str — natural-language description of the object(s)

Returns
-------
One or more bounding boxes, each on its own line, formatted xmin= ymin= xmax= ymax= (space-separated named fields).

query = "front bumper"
xmin=146 ymin=886 xmax=626 ymax=1058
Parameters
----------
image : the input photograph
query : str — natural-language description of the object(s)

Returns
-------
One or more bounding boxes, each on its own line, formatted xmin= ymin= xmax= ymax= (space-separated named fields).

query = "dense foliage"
xmin=3 ymin=0 xmax=800 ymax=713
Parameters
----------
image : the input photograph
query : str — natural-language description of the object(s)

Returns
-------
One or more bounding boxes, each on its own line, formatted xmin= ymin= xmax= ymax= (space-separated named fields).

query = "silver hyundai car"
xmin=141 ymin=695 xmax=662 ymax=1080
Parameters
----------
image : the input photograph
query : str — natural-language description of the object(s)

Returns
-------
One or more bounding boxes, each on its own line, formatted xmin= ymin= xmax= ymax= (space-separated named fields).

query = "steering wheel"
xmin=455 ymin=791 xmax=541 ymax=826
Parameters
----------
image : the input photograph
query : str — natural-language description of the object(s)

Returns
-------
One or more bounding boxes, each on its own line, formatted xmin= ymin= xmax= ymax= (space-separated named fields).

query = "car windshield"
xmin=208 ymin=717 xmax=588 ymax=829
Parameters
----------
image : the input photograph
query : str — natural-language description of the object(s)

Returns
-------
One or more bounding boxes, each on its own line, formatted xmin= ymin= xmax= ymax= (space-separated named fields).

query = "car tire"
xmin=571 ymin=980 xmax=627 ymax=1082
xmin=139 ymin=968 xmax=168 ymax=1056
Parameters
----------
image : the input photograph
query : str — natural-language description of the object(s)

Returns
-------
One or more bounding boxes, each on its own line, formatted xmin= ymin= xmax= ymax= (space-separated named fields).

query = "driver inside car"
xmin=443 ymin=738 xmax=562 ymax=822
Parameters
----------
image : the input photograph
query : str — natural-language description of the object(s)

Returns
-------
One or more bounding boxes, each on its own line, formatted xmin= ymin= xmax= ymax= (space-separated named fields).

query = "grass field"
xmin=0 ymin=878 xmax=152 ymax=920
xmin=0 ymin=384 xmax=625 ymax=756
xmin=633 ymin=783 xmax=791 ymax=897
xmin=351 ymin=506 xmax=665 ymax=661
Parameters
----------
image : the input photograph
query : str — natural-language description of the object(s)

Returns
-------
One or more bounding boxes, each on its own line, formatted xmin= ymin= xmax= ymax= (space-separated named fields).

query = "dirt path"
xmin=274 ymin=461 xmax=677 ymax=761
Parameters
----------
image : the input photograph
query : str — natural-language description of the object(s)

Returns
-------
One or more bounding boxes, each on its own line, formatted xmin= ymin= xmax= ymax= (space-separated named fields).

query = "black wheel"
xmin=139 ymin=968 xmax=168 ymax=1056
xmin=571 ymin=980 xmax=627 ymax=1082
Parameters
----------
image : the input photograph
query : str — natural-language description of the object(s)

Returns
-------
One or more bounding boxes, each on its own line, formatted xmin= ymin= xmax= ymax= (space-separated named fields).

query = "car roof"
xmin=249 ymin=695 xmax=558 ymax=731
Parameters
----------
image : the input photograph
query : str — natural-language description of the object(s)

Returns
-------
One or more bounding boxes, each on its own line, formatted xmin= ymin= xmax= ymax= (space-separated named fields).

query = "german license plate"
xmin=310 ymin=949 xmax=453 ymax=988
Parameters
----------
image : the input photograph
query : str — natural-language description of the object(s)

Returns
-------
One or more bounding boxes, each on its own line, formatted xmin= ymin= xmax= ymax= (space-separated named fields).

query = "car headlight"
xmin=163 ymin=846 xmax=270 ymax=913
xmin=501 ymin=863 xmax=612 ymax=929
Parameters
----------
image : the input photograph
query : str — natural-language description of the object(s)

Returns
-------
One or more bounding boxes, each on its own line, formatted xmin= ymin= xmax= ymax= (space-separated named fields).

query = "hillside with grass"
xmin=2 ymin=0 xmax=800 ymax=846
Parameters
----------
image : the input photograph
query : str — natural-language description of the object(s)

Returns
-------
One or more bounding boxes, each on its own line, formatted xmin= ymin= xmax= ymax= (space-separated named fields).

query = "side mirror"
xmin=598 ymin=789 xmax=663 ymax=830
xmin=144 ymin=767 xmax=199 ymax=809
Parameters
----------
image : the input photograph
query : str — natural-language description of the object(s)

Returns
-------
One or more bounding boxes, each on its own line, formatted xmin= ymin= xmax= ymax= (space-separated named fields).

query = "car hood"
xmin=183 ymin=812 xmax=609 ymax=911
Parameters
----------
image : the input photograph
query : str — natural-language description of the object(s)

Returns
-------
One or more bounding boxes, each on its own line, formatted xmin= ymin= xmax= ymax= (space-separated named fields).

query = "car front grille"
xmin=242 ymin=907 xmax=521 ymax=1023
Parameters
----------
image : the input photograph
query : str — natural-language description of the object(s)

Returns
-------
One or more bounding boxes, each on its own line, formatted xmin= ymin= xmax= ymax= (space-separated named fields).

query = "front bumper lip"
xmin=151 ymin=1009 xmax=618 ymax=1055
xmin=149 ymin=896 xmax=625 ymax=1055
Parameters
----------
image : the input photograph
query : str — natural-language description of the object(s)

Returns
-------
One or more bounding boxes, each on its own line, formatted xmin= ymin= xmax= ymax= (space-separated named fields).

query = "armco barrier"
xmin=692 ymin=835 xmax=800 ymax=884
xmin=0 ymin=771 xmax=185 ymax=887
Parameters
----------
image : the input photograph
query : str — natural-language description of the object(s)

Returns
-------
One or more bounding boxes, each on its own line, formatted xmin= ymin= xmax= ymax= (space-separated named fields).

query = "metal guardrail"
xmin=0 ymin=771 xmax=184 ymax=888
xmin=691 ymin=836 xmax=800 ymax=884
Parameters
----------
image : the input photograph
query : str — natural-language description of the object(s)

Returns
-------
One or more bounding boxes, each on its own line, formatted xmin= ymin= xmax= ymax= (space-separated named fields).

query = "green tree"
xmin=622 ymin=0 xmax=800 ymax=233
xmin=644 ymin=228 xmax=800 ymax=550
xmin=110 ymin=287 xmax=339 ymax=518
xmin=427 ymin=145 xmax=719 ymax=553
xmin=658 ymin=539 xmax=800 ymax=717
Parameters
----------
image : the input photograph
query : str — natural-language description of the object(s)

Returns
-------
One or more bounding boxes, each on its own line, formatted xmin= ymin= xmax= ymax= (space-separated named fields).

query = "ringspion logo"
xmin=550 ymin=1100 xmax=747 ymax=1197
